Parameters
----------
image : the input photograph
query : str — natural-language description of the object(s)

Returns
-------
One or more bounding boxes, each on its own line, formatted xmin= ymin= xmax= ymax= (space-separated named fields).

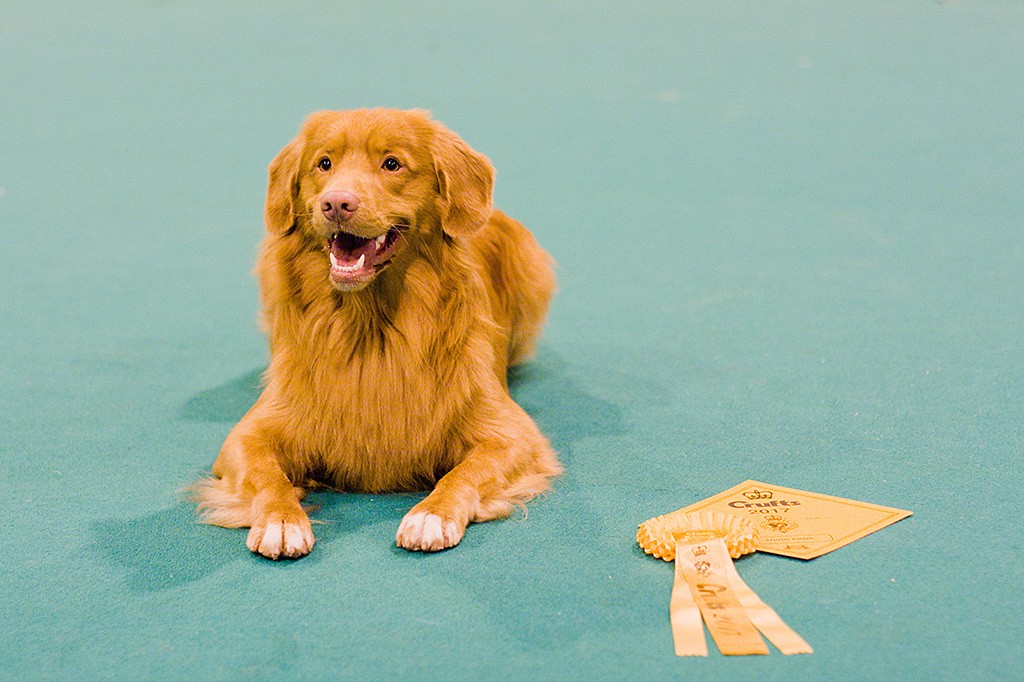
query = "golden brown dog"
xmin=192 ymin=109 xmax=561 ymax=558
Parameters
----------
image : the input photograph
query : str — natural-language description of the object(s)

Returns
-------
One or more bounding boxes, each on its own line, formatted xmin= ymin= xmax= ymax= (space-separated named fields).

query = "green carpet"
xmin=2 ymin=1 xmax=1022 ymax=679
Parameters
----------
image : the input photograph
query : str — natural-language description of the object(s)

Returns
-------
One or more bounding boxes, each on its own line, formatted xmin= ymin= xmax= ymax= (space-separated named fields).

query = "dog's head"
xmin=264 ymin=109 xmax=495 ymax=292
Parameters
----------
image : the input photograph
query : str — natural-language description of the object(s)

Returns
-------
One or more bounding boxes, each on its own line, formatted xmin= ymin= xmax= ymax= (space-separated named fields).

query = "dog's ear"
xmin=265 ymin=135 xmax=304 ymax=235
xmin=430 ymin=122 xmax=495 ymax=237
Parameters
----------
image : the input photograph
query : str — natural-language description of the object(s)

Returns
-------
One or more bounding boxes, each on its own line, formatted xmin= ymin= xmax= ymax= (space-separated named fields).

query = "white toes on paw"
xmin=396 ymin=511 xmax=463 ymax=552
xmin=247 ymin=516 xmax=315 ymax=560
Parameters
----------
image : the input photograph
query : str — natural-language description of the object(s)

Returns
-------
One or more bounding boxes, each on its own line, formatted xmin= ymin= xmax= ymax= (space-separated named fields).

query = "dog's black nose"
xmin=321 ymin=191 xmax=360 ymax=222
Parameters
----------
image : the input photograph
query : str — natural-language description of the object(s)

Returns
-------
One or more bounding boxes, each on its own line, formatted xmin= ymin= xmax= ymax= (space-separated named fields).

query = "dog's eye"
xmin=317 ymin=157 xmax=332 ymax=172
xmin=381 ymin=157 xmax=402 ymax=172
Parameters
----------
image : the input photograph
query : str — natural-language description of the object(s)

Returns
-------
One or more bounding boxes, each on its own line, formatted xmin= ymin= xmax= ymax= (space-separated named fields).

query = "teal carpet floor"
xmin=2 ymin=2 xmax=1021 ymax=679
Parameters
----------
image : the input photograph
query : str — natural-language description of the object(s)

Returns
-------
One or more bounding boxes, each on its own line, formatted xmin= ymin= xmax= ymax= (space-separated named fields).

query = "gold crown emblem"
xmin=691 ymin=545 xmax=708 ymax=557
xmin=744 ymin=489 xmax=773 ymax=500
xmin=765 ymin=515 xmax=784 ymax=522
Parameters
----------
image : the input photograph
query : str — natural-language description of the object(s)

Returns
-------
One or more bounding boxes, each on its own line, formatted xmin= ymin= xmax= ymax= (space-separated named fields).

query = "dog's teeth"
xmin=329 ymin=252 xmax=366 ymax=272
xmin=375 ymin=233 xmax=387 ymax=247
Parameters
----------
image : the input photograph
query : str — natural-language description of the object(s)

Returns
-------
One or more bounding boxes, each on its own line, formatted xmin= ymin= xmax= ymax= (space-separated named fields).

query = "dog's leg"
xmin=396 ymin=400 xmax=561 ymax=552
xmin=195 ymin=408 xmax=315 ymax=560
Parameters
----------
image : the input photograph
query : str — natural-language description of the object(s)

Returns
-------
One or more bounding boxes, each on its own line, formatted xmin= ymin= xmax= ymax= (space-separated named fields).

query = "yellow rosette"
xmin=637 ymin=510 xmax=758 ymax=561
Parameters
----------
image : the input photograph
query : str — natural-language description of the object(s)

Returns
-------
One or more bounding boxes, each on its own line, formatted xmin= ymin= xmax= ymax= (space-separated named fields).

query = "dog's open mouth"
xmin=326 ymin=226 xmax=403 ymax=288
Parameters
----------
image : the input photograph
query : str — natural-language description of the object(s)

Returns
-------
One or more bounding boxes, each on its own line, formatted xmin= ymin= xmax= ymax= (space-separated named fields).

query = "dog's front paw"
xmin=246 ymin=512 xmax=315 ymax=560
xmin=396 ymin=511 xmax=464 ymax=552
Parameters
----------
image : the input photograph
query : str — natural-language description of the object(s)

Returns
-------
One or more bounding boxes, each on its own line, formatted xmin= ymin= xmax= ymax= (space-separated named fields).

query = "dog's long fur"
xmin=191 ymin=109 xmax=561 ymax=557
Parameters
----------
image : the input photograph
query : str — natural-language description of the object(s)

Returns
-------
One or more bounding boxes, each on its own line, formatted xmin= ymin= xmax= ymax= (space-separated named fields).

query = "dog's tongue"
xmin=329 ymin=232 xmax=377 ymax=266
xmin=326 ymin=228 xmax=399 ymax=286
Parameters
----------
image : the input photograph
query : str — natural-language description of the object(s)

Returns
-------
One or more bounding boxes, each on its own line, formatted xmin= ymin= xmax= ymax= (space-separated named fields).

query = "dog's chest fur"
xmin=264 ymin=255 xmax=494 ymax=490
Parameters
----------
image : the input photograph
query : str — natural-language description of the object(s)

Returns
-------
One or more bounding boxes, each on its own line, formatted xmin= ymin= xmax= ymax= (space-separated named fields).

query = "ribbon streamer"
xmin=670 ymin=551 xmax=709 ymax=656
xmin=676 ymin=538 xmax=769 ymax=655
xmin=670 ymin=537 xmax=812 ymax=656
xmin=722 ymin=557 xmax=813 ymax=655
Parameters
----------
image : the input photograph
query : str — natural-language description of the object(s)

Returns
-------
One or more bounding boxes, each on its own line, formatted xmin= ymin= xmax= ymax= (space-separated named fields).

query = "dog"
xmin=191 ymin=109 xmax=561 ymax=558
